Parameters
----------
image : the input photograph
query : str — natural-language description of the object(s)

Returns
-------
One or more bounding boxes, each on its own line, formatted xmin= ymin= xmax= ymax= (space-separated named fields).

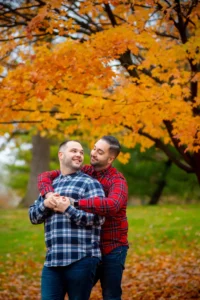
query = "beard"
xmin=90 ymin=160 xmax=100 ymax=167
xmin=90 ymin=156 xmax=107 ymax=168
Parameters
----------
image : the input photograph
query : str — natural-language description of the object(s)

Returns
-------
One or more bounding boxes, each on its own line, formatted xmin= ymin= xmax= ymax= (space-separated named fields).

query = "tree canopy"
xmin=0 ymin=0 xmax=200 ymax=181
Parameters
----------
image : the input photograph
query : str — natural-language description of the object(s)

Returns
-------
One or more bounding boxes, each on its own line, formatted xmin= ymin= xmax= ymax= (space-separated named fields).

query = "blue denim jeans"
xmin=41 ymin=256 xmax=100 ymax=300
xmin=96 ymin=246 xmax=128 ymax=300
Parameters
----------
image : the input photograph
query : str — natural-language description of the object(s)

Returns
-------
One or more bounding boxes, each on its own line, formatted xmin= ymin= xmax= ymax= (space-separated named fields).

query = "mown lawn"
xmin=0 ymin=209 xmax=45 ymax=263
xmin=127 ymin=204 xmax=200 ymax=252
xmin=0 ymin=205 xmax=200 ymax=299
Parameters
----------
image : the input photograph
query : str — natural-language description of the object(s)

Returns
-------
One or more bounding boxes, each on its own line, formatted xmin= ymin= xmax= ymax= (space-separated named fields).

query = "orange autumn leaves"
xmin=0 ymin=1 xmax=199 ymax=153
xmin=0 ymin=250 xmax=200 ymax=300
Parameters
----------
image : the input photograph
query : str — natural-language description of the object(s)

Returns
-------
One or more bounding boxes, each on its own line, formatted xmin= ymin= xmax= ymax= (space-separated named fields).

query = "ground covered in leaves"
xmin=0 ymin=249 xmax=199 ymax=300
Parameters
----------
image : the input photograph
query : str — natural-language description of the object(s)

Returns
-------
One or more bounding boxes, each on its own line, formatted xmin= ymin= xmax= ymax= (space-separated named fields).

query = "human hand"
xmin=44 ymin=192 xmax=60 ymax=209
xmin=45 ymin=192 xmax=54 ymax=199
xmin=54 ymin=196 xmax=70 ymax=213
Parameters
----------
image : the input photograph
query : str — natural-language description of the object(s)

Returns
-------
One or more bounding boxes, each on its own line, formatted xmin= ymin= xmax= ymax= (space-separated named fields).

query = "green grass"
xmin=0 ymin=209 xmax=45 ymax=263
xmin=127 ymin=204 xmax=200 ymax=253
xmin=0 ymin=205 xmax=199 ymax=263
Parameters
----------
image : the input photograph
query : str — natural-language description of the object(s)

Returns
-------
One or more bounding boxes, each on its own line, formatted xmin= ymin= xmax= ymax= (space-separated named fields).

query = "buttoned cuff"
xmin=64 ymin=205 xmax=75 ymax=218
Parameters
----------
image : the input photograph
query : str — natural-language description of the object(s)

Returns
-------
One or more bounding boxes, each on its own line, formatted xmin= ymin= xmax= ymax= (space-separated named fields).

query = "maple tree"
xmin=0 ymin=1 xmax=200 ymax=182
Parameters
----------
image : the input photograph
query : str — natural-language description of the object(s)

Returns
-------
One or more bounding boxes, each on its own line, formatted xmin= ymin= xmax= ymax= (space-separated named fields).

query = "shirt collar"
xmin=59 ymin=170 xmax=81 ymax=179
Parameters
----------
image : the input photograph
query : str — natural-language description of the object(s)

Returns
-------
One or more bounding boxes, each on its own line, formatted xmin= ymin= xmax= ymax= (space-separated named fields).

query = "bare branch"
xmin=139 ymin=129 xmax=194 ymax=173
xmin=104 ymin=3 xmax=117 ymax=27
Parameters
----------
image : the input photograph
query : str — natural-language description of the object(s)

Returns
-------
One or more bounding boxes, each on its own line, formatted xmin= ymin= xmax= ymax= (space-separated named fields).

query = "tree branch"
xmin=104 ymin=3 xmax=117 ymax=27
xmin=0 ymin=3 xmax=33 ymax=21
xmin=139 ymin=129 xmax=194 ymax=173
xmin=154 ymin=31 xmax=179 ymax=40
xmin=163 ymin=120 xmax=194 ymax=165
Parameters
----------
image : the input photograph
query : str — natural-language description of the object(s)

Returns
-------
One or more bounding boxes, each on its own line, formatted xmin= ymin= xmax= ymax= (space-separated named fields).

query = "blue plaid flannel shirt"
xmin=29 ymin=171 xmax=105 ymax=267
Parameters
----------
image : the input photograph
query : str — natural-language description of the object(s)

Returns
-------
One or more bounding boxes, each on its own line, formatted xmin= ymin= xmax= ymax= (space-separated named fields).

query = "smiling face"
xmin=58 ymin=141 xmax=84 ymax=175
xmin=90 ymin=139 xmax=115 ymax=171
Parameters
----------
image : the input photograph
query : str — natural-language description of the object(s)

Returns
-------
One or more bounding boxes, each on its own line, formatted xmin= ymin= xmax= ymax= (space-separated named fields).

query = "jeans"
xmin=96 ymin=246 xmax=128 ymax=300
xmin=41 ymin=256 xmax=100 ymax=300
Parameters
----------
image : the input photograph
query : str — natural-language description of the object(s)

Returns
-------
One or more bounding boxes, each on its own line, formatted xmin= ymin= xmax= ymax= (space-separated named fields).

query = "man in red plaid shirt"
xmin=38 ymin=136 xmax=129 ymax=300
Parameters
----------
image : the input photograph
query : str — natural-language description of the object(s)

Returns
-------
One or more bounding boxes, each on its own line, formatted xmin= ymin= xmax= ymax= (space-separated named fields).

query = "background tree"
xmin=115 ymin=146 xmax=200 ymax=205
xmin=0 ymin=1 xmax=199 ymax=185
xmin=0 ymin=1 xmax=60 ymax=205
xmin=22 ymin=133 xmax=50 ymax=206
xmin=1 ymin=134 xmax=52 ymax=206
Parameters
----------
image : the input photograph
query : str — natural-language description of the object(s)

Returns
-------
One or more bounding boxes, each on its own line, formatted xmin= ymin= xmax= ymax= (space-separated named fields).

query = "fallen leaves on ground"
xmin=0 ymin=249 xmax=199 ymax=300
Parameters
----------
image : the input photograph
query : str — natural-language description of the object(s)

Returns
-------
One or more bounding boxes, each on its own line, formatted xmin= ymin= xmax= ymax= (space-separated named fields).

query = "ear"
xmin=58 ymin=151 xmax=63 ymax=160
xmin=108 ymin=156 xmax=115 ymax=165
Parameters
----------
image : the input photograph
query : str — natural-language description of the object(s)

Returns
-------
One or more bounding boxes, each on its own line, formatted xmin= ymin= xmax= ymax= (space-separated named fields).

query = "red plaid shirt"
xmin=38 ymin=165 xmax=129 ymax=255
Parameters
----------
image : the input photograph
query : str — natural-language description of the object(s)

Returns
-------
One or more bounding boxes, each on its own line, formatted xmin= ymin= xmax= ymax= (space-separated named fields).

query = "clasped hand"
xmin=44 ymin=193 xmax=70 ymax=213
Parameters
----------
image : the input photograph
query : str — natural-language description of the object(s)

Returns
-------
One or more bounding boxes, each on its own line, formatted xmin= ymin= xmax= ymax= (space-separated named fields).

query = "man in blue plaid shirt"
xmin=29 ymin=140 xmax=105 ymax=300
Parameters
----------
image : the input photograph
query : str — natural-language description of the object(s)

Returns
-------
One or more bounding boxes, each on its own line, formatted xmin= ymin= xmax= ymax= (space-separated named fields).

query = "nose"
xmin=74 ymin=152 xmax=81 ymax=158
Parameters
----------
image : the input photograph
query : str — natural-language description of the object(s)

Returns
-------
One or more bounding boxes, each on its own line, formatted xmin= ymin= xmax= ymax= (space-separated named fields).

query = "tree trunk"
xmin=22 ymin=134 xmax=50 ymax=207
xmin=148 ymin=159 xmax=172 ymax=205
xmin=193 ymin=151 xmax=200 ymax=185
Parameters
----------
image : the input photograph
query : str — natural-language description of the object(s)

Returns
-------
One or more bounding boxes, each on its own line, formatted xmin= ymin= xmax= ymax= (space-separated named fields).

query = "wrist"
xmin=43 ymin=199 xmax=51 ymax=209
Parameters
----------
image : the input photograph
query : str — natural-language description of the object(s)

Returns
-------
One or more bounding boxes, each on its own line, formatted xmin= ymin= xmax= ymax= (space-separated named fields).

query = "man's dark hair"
xmin=59 ymin=140 xmax=80 ymax=151
xmin=101 ymin=135 xmax=121 ymax=158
